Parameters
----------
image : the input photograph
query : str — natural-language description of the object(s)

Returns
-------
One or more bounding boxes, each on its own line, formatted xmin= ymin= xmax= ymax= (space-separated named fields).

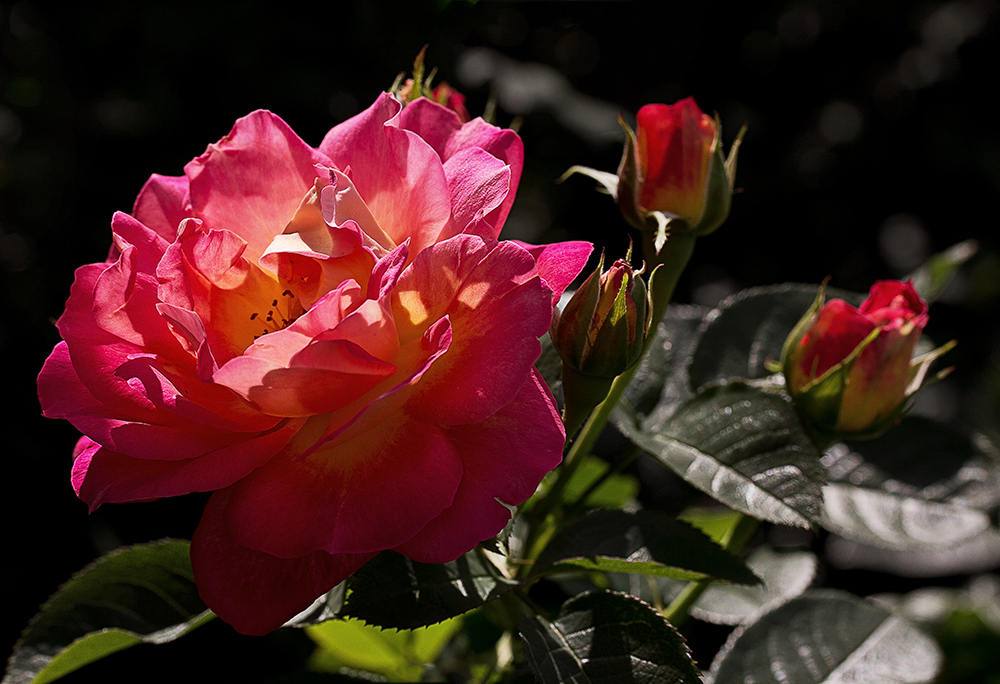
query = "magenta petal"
xmin=394 ymin=369 xmax=564 ymax=563
xmin=109 ymin=211 xmax=170 ymax=272
xmin=443 ymin=119 xmax=524 ymax=232
xmin=72 ymin=421 xmax=299 ymax=510
xmin=394 ymin=237 xmax=552 ymax=425
xmin=512 ymin=240 xmax=594 ymax=305
xmin=443 ymin=147 xmax=511 ymax=240
xmin=223 ymin=415 xmax=463 ymax=558
xmin=398 ymin=97 xmax=463 ymax=160
xmin=131 ymin=174 xmax=190 ymax=241
xmin=192 ymin=489 xmax=375 ymax=636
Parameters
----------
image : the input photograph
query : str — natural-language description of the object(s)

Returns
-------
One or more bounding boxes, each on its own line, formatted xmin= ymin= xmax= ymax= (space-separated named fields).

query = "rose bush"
xmin=783 ymin=280 xmax=929 ymax=435
xmin=37 ymin=93 xmax=592 ymax=635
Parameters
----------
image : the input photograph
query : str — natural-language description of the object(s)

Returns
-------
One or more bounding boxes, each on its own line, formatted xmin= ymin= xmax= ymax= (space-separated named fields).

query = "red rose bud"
xmin=552 ymin=252 xmax=650 ymax=432
xmin=635 ymin=99 xmax=716 ymax=222
xmin=782 ymin=280 xmax=951 ymax=437
xmin=560 ymin=97 xmax=744 ymax=258
xmin=621 ymin=98 xmax=744 ymax=244
xmin=432 ymin=82 xmax=471 ymax=123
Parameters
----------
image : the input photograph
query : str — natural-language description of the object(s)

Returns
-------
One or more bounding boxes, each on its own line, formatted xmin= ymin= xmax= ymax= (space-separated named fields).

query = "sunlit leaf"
xmin=707 ymin=590 xmax=942 ymax=684
xmin=307 ymin=616 xmax=462 ymax=681
xmin=691 ymin=546 xmax=818 ymax=625
xmin=820 ymin=418 xmax=1000 ymax=550
xmin=560 ymin=454 xmax=640 ymax=510
xmin=615 ymin=382 xmax=825 ymax=528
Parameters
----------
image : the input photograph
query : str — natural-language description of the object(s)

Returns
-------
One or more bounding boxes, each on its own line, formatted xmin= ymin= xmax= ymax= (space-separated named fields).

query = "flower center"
xmin=250 ymin=289 xmax=303 ymax=340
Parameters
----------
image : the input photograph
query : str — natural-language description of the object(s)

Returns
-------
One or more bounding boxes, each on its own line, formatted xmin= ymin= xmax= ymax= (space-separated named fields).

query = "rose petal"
xmin=223 ymin=413 xmax=463 ymax=557
xmin=319 ymin=93 xmax=452 ymax=257
xmin=131 ymin=174 xmax=191 ymax=242
xmin=191 ymin=488 xmax=375 ymax=636
xmin=185 ymin=110 xmax=332 ymax=262
xmin=72 ymin=420 xmax=300 ymax=510
xmin=512 ymin=240 xmax=594 ymax=305
xmin=394 ymin=370 xmax=563 ymax=562
xmin=393 ymin=236 xmax=552 ymax=424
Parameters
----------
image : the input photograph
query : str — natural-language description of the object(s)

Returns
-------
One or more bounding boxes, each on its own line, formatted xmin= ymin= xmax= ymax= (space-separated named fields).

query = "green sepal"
xmin=780 ymin=281 xmax=828 ymax=380
xmin=614 ymin=114 xmax=648 ymax=231
xmin=688 ymin=115 xmax=733 ymax=237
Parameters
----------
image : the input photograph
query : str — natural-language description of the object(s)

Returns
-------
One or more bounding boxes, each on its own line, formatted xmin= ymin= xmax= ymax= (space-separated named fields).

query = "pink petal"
xmin=212 ymin=340 xmax=396 ymax=417
xmin=93 ymin=239 xmax=189 ymax=357
xmin=398 ymin=99 xmax=525 ymax=232
xmin=72 ymin=420 xmax=300 ymax=510
xmin=441 ymin=119 xmax=524 ymax=232
xmin=191 ymin=488 xmax=375 ymax=636
xmin=512 ymin=240 xmax=594 ymax=305
xmin=185 ymin=111 xmax=332 ymax=262
xmin=392 ymin=236 xmax=552 ymax=424
xmin=394 ymin=370 xmax=564 ymax=562
xmin=319 ymin=93 xmax=452 ymax=257
xmin=397 ymin=97 xmax=463 ymax=160
xmin=443 ymin=147 xmax=512 ymax=240
xmin=131 ymin=174 xmax=191 ymax=241
xmin=109 ymin=211 xmax=170 ymax=272
xmin=222 ymin=413 xmax=463 ymax=557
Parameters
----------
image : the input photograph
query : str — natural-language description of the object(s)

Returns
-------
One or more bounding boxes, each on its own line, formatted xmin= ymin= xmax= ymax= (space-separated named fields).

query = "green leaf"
xmin=707 ymin=590 xmax=942 ymax=684
xmin=307 ymin=616 xmax=462 ymax=681
xmin=623 ymin=304 xmax=707 ymax=421
xmin=688 ymin=284 xmax=863 ymax=391
xmin=520 ymin=591 xmax=702 ymax=684
xmin=519 ymin=616 xmax=591 ymax=684
xmin=343 ymin=550 xmax=517 ymax=630
xmin=906 ymin=239 xmax=978 ymax=304
xmin=615 ymin=382 xmax=825 ymax=528
xmin=821 ymin=418 xmax=1000 ymax=549
xmin=691 ymin=546 xmax=818 ymax=625
xmin=677 ymin=506 xmax=745 ymax=544
xmin=560 ymin=455 xmax=640 ymax=510
xmin=531 ymin=509 xmax=759 ymax=585
xmin=4 ymin=540 xmax=211 ymax=684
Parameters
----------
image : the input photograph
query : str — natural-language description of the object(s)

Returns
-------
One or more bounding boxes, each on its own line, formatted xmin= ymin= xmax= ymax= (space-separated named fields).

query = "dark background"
xmin=4 ymin=0 xmax=999 ymax=677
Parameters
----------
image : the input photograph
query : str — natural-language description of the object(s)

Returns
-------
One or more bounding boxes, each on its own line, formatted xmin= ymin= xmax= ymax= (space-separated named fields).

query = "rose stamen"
xmin=251 ymin=290 xmax=301 ymax=340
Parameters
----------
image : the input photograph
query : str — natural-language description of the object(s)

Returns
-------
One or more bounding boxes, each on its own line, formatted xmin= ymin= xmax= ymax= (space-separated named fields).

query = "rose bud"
xmin=561 ymin=97 xmax=744 ymax=257
xmin=781 ymin=280 xmax=952 ymax=438
xmin=551 ymin=250 xmax=650 ymax=433
xmin=431 ymin=82 xmax=471 ymax=123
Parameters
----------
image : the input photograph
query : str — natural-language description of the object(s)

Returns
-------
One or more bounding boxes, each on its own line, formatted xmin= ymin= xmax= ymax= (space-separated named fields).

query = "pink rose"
xmin=38 ymin=93 xmax=592 ymax=635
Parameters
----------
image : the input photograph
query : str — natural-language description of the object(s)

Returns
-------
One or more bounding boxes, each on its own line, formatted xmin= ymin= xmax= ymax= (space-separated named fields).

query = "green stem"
xmin=564 ymin=444 xmax=641 ymax=520
xmin=646 ymin=231 xmax=696 ymax=333
xmin=661 ymin=513 xmax=759 ymax=626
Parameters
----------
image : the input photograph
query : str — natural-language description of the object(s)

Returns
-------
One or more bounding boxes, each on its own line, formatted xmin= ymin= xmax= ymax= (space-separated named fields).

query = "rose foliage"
xmin=37 ymin=93 xmax=592 ymax=635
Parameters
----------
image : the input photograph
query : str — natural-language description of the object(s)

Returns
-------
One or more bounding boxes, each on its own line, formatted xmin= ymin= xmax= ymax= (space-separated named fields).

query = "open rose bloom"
xmin=38 ymin=93 xmax=591 ymax=635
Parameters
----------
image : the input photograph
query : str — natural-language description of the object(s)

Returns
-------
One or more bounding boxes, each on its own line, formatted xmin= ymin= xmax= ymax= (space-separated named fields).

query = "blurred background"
xmin=3 ymin=0 xmax=999 ymax=678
